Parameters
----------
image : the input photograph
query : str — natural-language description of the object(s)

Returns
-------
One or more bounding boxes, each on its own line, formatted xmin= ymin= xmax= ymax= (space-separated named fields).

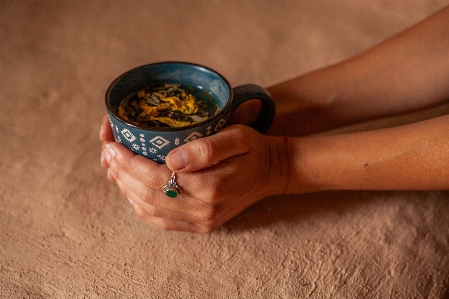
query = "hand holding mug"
xmin=100 ymin=118 xmax=287 ymax=233
xmin=101 ymin=62 xmax=282 ymax=232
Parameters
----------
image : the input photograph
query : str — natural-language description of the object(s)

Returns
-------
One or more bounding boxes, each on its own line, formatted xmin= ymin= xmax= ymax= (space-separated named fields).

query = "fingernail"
xmin=107 ymin=168 xmax=116 ymax=181
xmin=168 ymin=149 xmax=188 ymax=170
xmin=104 ymin=143 xmax=116 ymax=164
xmin=100 ymin=150 xmax=107 ymax=167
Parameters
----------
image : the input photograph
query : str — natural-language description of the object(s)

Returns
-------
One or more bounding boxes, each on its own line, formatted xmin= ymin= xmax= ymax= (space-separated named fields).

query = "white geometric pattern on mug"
xmin=214 ymin=119 xmax=226 ymax=132
xmin=184 ymin=132 xmax=203 ymax=143
xmin=139 ymin=134 xmax=147 ymax=155
xmin=121 ymin=128 xmax=136 ymax=142
xmin=150 ymin=136 xmax=170 ymax=149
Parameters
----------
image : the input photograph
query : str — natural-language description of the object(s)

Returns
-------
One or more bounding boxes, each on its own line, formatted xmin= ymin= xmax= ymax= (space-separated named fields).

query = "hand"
xmin=99 ymin=115 xmax=287 ymax=233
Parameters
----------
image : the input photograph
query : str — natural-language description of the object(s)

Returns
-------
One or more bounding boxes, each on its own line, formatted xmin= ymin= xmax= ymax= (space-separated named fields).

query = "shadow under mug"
xmin=105 ymin=61 xmax=275 ymax=163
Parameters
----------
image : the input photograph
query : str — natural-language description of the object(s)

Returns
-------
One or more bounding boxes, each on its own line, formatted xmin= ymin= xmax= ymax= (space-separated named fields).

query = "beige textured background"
xmin=1 ymin=1 xmax=449 ymax=298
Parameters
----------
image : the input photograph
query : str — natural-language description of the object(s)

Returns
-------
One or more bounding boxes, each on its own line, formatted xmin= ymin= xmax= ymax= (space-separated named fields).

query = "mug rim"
xmin=105 ymin=61 xmax=233 ymax=132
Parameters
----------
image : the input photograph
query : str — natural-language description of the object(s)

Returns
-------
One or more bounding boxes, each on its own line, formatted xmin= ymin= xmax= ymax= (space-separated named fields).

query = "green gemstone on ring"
xmin=165 ymin=188 xmax=179 ymax=198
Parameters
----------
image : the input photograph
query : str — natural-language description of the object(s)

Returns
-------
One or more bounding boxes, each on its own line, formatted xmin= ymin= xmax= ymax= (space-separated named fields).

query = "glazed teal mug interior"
xmin=105 ymin=61 xmax=275 ymax=163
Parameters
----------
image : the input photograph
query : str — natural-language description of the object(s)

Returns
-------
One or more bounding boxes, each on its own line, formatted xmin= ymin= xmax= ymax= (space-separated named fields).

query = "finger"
xmin=106 ymin=140 xmax=227 ymax=203
xmin=100 ymin=115 xmax=115 ymax=168
xmin=106 ymin=142 xmax=168 ymax=191
xmin=101 ymin=147 xmax=108 ymax=168
xmin=131 ymin=203 xmax=215 ymax=233
xmin=165 ymin=124 xmax=256 ymax=172
xmin=105 ymin=141 xmax=217 ymax=205
xmin=112 ymin=162 xmax=217 ymax=221
xmin=114 ymin=174 xmax=203 ymax=223
xmin=101 ymin=143 xmax=114 ymax=168
xmin=100 ymin=114 xmax=114 ymax=142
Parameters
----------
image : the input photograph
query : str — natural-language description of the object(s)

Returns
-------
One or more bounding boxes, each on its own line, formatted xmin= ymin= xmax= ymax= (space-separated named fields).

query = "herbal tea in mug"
xmin=117 ymin=83 xmax=221 ymax=128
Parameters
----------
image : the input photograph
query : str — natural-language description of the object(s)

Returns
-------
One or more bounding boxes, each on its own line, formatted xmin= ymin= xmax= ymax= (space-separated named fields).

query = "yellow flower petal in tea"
xmin=137 ymin=100 xmax=168 ymax=118
xmin=161 ymin=95 xmax=199 ymax=115
xmin=118 ymin=106 xmax=130 ymax=122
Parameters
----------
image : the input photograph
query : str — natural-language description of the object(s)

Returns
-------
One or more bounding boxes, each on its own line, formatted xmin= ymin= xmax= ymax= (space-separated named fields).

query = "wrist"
xmin=282 ymin=135 xmax=291 ymax=194
xmin=264 ymin=136 xmax=290 ymax=196
xmin=287 ymin=136 xmax=331 ymax=194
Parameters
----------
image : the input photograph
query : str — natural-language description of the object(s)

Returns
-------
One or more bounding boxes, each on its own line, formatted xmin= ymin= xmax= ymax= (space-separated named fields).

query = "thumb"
xmin=166 ymin=125 xmax=252 ymax=172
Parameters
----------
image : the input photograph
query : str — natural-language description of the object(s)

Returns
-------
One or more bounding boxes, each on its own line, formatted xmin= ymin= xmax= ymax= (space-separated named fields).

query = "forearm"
xmin=287 ymin=114 xmax=449 ymax=193
xmin=268 ymin=5 xmax=449 ymax=136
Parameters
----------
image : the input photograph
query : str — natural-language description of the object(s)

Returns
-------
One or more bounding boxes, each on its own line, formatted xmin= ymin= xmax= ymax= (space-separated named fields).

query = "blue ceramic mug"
xmin=105 ymin=62 xmax=275 ymax=163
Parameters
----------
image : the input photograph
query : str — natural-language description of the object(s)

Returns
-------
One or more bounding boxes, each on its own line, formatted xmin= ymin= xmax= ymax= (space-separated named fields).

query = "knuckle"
xmin=227 ymin=125 xmax=253 ymax=145
xmin=197 ymin=205 xmax=219 ymax=222
xmin=194 ymin=173 xmax=226 ymax=202
xmin=195 ymin=138 xmax=215 ymax=164
xmin=205 ymin=192 xmax=221 ymax=205
xmin=203 ymin=182 xmax=229 ymax=205
xmin=139 ymin=185 xmax=158 ymax=205
xmin=141 ymin=163 xmax=168 ymax=189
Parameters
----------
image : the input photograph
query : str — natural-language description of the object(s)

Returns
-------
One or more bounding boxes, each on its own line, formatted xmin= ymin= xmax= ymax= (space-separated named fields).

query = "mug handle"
xmin=231 ymin=84 xmax=276 ymax=134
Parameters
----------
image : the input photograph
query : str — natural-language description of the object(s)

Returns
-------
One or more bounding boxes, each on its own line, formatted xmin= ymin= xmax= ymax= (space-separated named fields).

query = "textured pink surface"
xmin=1 ymin=1 xmax=449 ymax=297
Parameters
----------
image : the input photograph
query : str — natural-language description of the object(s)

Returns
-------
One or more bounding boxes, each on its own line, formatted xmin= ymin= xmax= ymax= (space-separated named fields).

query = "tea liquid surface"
xmin=117 ymin=83 xmax=220 ymax=128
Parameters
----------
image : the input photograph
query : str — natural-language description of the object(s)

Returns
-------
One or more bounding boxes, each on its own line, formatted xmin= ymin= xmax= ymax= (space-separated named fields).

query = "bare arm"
xmin=287 ymin=115 xmax=449 ymax=193
xmin=268 ymin=5 xmax=449 ymax=136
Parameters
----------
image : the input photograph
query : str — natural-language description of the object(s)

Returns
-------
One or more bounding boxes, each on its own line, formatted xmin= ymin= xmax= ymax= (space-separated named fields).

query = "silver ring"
xmin=164 ymin=172 xmax=181 ymax=198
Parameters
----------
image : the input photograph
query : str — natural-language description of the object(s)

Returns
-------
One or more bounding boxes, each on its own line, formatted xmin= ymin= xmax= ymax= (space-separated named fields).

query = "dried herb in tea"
xmin=117 ymin=84 xmax=220 ymax=128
